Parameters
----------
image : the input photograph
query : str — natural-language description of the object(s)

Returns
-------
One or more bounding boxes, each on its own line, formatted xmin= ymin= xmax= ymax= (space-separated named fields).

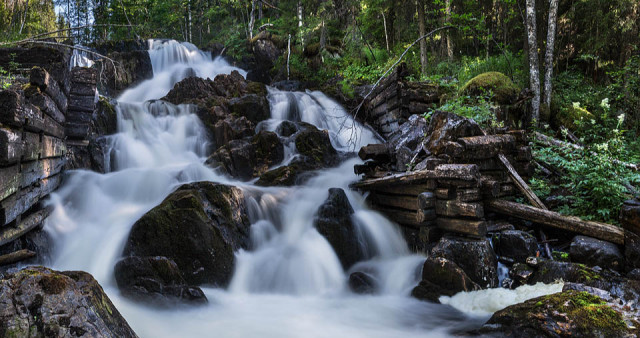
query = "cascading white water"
xmin=44 ymin=39 xmax=558 ymax=337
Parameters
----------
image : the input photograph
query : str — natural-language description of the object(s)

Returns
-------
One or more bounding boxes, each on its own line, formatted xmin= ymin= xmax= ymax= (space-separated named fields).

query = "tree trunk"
xmin=382 ymin=11 xmax=390 ymax=52
xmin=542 ymin=0 xmax=559 ymax=111
xmin=320 ymin=20 xmax=326 ymax=50
xmin=445 ymin=0 xmax=453 ymax=59
xmin=19 ymin=0 xmax=29 ymax=35
xmin=248 ymin=0 xmax=255 ymax=40
xmin=525 ymin=0 xmax=540 ymax=125
xmin=297 ymin=1 xmax=303 ymax=46
xmin=417 ymin=0 xmax=428 ymax=76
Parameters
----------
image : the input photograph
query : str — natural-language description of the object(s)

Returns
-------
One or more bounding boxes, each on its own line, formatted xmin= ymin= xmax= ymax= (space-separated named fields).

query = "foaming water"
xmin=44 ymin=39 xmax=560 ymax=337
xmin=440 ymin=282 xmax=565 ymax=316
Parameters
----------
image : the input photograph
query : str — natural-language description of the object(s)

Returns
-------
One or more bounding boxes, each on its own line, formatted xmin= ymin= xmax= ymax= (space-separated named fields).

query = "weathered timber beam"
xmin=436 ymin=217 xmax=487 ymax=237
xmin=486 ymin=199 xmax=624 ymax=245
xmin=0 ymin=207 xmax=51 ymax=246
xmin=350 ymin=170 xmax=437 ymax=189
xmin=0 ymin=249 xmax=36 ymax=266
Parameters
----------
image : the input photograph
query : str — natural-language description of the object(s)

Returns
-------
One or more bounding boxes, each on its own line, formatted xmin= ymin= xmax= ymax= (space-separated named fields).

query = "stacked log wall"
xmin=363 ymin=63 xmax=441 ymax=138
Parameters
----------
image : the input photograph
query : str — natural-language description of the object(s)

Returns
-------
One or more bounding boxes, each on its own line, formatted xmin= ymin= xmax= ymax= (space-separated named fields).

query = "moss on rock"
xmin=460 ymin=71 xmax=519 ymax=104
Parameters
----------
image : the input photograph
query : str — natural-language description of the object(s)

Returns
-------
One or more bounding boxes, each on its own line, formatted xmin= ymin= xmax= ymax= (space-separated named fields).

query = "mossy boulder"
xmin=0 ymin=266 xmax=137 ymax=337
xmin=430 ymin=236 xmax=499 ymax=288
xmin=228 ymin=94 xmax=270 ymax=124
xmin=412 ymin=257 xmax=481 ymax=303
xmin=476 ymin=291 xmax=635 ymax=337
xmin=122 ymin=182 xmax=250 ymax=286
xmin=460 ymin=71 xmax=519 ymax=105
xmin=295 ymin=127 xmax=337 ymax=166
xmin=553 ymin=103 xmax=595 ymax=130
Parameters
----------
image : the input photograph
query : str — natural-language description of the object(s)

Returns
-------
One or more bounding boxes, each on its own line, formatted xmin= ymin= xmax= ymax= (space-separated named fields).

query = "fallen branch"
xmin=0 ymin=24 xmax=138 ymax=46
xmin=486 ymin=199 xmax=624 ymax=245
xmin=0 ymin=249 xmax=36 ymax=266
xmin=0 ymin=207 xmax=51 ymax=247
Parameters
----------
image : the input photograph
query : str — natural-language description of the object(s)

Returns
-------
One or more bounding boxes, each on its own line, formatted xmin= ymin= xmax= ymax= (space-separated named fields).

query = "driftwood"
xmin=486 ymin=199 xmax=624 ymax=245
xmin=0 ymin=207 xmax=51 ymax=246
xmin=0 ymin=249 xmax=36 ymax=266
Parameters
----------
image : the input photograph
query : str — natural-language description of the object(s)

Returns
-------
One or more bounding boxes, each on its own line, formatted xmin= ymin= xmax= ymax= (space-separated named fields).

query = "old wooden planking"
xmin=28 ymin=91 xmax=65 ymax=124
xmin=41 ymin=135 xmax=66 ymax=159
xmin=435 ymin=200 xmax=485 ymax=218
xmin=367 ymin=82 xmax=400 ymax=110
xmin=0 ymin=128 xmax=23 ymax=165
xmin=457 ymin=134 xmax=516 ymax=159
xmin=417 ymin=208 xmax=436 ymax=223
xmin=433 ymin=164 xmax=480 ymax=180
xmin=376 ymin=206 xmax=435 ymax=228
xmin=30 ymin=67 xmax=68 ymax=113
xmin=20 ymin=157 xmax=65 ymax=188
xmin=0 ymin=174 xmax=61 ymax=226
xmin=0 ymin=164 xmax=20 ymax=201
xmin=369 ymin=192 xmax=419 ymax=211
xmin=0 ymin=90 xmax=42 ymax=128
xmin=0 ymin=206 xmax=51 ymax=246
xmin=68 ymin=94 xmax=96 ymax=113
xmin=360 ymin=182 xmax=437 ymax=196
xmin=350 ymin=170 xmax=438 ymax=190
xmin=436 ymin=217 xmax=487 ymax=237
xmin=66 ymin=109 xmax=94 ymax=124
xmin=486 ymin=199 xmax=624 ymax=245
xmin=65 ymin=122 xmax=91 ymax=139
xmin=0 ymin=249 xmax=36 ymax=266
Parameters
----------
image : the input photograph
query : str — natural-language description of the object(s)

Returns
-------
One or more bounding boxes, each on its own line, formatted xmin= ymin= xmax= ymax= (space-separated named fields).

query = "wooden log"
xmin=0 ymin=174 xmax=61 ymax=226
xmin=497 ymin=153 xmax=547 ymax=209
xmin=437 ymin=179 xmax=480 ymax=188
xmin=0 ymin=128 xmax=23 ymax=165
xmin=454 ymin=188 xmax=482 ymax=202
xmin=358 ymin=144 xmax=390 ymax=161
xmin=517 ymin=146 xmax=532 ymax=161
xmin=418 ymin=192 xmax=435 ymax=209
xmin=434 ymin=164 xmax=480 ymax=180
xmin=0 ymin=249 xmax=36 ymax=266
xmin=71 ymin=66 xmax=97 ymax=85
xmin=367 ymin=83 xmax=399 ymax=110
xmin=28 ymin=91 xmax=65 ymax=124
xmin=0 ymin=165 xmax=20 ymax=201
xmin=436 ymin=200 xmax=484 ymax=218
xmin=497 ymin=183 xmax=516 ymax=197
xmin=66 ymin=109 xmax=94 ymax=124
xmin=435 ymin=188 xmax=455 ymax=200
xmin=457 ymin=134 xmax=516 ymax=159
xmin=20 ymin=158 xmax=65 ymax=188
xmin=486 ymin=199 xmax=625 ymax=245
xmin=65 ymin=122 xmax=90 ymax=139
xmin=486 ymin=221 xmax=515 ymax=232
xmin=508 ymin=130 xmax=527 ymax=143
xmin=436 ymin=217 xmax=487 ymax=237
xmin=0 ymin=207 xmax=51 ymax=246
xmin=376 ymin=207 xmax=435 ymax=228
xmin=480 ymin=177 xmax=501 ymax=197
xmin=370 ymin=96 xmax=404 ymax=118
xmin=40 ymin=113 xmax=65 ymax=139
xmin=419 ymin=226 xmax=443 ymax=243
xmin=0 ymin=90 xmax=42 ymax=129
xmin=405 ymin=101 xmax=435 ymax=114
xmin=350 ymin=170 xmax=438 ymax=190
xmin=379 ymin=121 xmax=400 ymax=136
xmin=68 ymin=94 xmax=96 ymax=113
xmin=41 ymin=135 xmax=66 ymax=159
xmin=369 ymin=193 xmax=418 ymax=211
xmin=30 ymin=67 xmax=67 ymax=113
xmin=417 ymin=208 xmax=436 ymax=222
xmin=362 ymin=182 xmax=437 ymax=196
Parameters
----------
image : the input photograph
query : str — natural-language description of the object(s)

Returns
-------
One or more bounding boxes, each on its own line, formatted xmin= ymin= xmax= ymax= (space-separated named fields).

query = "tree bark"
xmin=542 ymin=0 xmax=559 ymax=111
xmin=525 ymin=0 xmax=540 ymax=125
xmin=417 ymin=0 xmax=428 ymax=76
xmin=297 ymin=1 xmax=303 ymax=46
xmin=445 ymin=0 xmax=453 ymax=59
xmin=382 ymin=11 xmax=390 ymax=52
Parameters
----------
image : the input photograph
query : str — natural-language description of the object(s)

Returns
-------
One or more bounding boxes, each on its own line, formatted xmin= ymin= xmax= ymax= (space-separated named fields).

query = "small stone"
xmin=349 ymin=272 xmax=377 ymax=294
xmin=526 ymin=256 xmax=539 ymax=267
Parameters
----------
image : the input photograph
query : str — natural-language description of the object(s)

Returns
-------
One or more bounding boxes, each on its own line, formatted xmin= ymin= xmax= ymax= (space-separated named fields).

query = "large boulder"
xmin=0 ymin=266 xmax=137 ymax=337
xmin=387 ymin=114 xmax=429 ymax=152
xmin=294 ymin=127 xmax=337 ymax=167
xmin=570 ymin=235 xmax=624 ymax=271
xmin=95 ymin=50 xmax=153 ymax=97
xmin=122 ymin=182 xmax=250 ymax=286
xmin=348 ymin=272 xmax=378 ymax=294
xmin=206 ymin=131 xmax=284 ymax=180
xmin=314 ymin=188 xmax=365 ymax=269
xmin=422 ymin=110 xmax=483 ymax=156
xmin=459 ymin=72 xmax=519 ymax=105
xmin=493 ymin=230 xmax=538 ymax=263
xmin=476 ymin=291 xmax=637 ymax=337
xmin=430 ymin=236 xmax=498 ymax=288
xmin=411 ymin=257 xmax=480 ymax=303
xmin=228 ymin=94 xmax=270 ymax=124
xmin=114 ymin=256 xmax=207 ymax=306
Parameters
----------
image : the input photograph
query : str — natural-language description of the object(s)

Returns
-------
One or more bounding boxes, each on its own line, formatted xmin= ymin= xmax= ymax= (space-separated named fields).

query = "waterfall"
xmin=44 ymin=39 xmax=554 ymax=337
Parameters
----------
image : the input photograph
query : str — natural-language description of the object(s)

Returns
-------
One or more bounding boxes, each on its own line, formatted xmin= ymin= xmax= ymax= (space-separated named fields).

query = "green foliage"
xmin=438 ymin=93 xmax=502 ymax=128
xmin=456 ymin=51 xmax=526 ymax=88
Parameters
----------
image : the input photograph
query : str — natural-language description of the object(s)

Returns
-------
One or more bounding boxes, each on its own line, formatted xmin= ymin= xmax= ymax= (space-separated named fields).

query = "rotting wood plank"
xmin=0 ymin=249 xmax=36 ymax=266
xmin=436 ymin=217 xmax=487 ymax=237
xmin=436 ymin=200 xmax=484 ymax=218
xmin=20 ymin=158 xmax=65 ymax=188
xmin=0 ymin=207 xmax=51 ymax=246
xmin=369 ymin=193 xmax=418 ymax=211
xmin=0 ymin=165 xmax=20 ymax=201
xmin=0 ymin=174 xmax=61 ymax=226
xmin=350 ymin=170 xmax=438 ymax=190
xmin=486 ymin=199 xmax=624 ymax=245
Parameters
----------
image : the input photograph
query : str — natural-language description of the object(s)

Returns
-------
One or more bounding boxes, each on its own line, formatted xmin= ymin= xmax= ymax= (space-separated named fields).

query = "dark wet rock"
xmin=475 ymin=291 xmax=636 ymax=337
xmin=430 ymin=236 xmax=498 ymax=288
xmin=88 ymin=137 xmax=112 ymax=173
xmin=509 ymin=263 xmax=535 ymax=286
xmin=349 ymin=271 xmax=377 ymax=294
xmin=96 ymin=50 xmax=152 ymax=97
xmin=276 ymin=120 xmax=298 ymax=137
xmin=493 ymin=230 xmax=538 ymax=263
xmin=412 ymin=257 xmax=480 ymax=302
xmin=570 ymin=235 xmax=624 ymax=271
xmin=254 ymin=157 xmax=315 ymax=187
xmin=0 ymin=266 xmax=137 ymax=337
xmin=90 ymin=96 xmax=118 ymax=137
xmin=562 ymin=282 xmax=613 ymax=302
xmin=212 ymin=115 xmax=255 ymax=149
xmin=228 ymin=94 xmax=270 ymax=124
xmin=314 ymin=188 xmax=364 ymax=269
xmin=206 ymin=131 xmax=284 ymax=180
xmin=628 ymin=269 xmax=640 ymax=280
xmin=295 ymin=127 xmax=337 ymax=167
xmin=114 ymin=256 xmax=207 ymax=306
xmin=123 ymin=182 xmax=250 ymax=286
xmin=422 ymin=111 xmax=483 ymax=156
xmin=625 ymin=230 xmax=640 ymax=273
xmin=0 ymin=46 xmax=71 ymax=93
xmin=249 ymin=31 xmax=282 ymax=83
xmin=272 ymin=80 xmax=305 ymax=92
xmin=387 ymin=114 xmax=429 ymax=152
xmin=395 ymin=146 xmax=413 ymax=172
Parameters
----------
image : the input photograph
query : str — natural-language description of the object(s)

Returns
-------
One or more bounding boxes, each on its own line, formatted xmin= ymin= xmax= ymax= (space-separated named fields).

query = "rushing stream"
xmin=45 ymin=40 xmax=560 ymax=337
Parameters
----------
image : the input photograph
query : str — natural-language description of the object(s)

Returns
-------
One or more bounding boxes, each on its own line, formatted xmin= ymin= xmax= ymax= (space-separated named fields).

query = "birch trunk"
xmin=525 ymin=0 xmax=540 ymax=125
xmin=542 ymin=0 xmax=560 ymax=110
xmin=297 ymin=1 xmax=304 ymax=46
xmin=382 ymin=11 xmax=390 ymax=52
xmin=445 ymin=0 xmax=453 ymax=59
xmin=248 ymin=0 xmax=256 ymax=40
xmin=417 ymin=0 xmax=428 ymax=76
